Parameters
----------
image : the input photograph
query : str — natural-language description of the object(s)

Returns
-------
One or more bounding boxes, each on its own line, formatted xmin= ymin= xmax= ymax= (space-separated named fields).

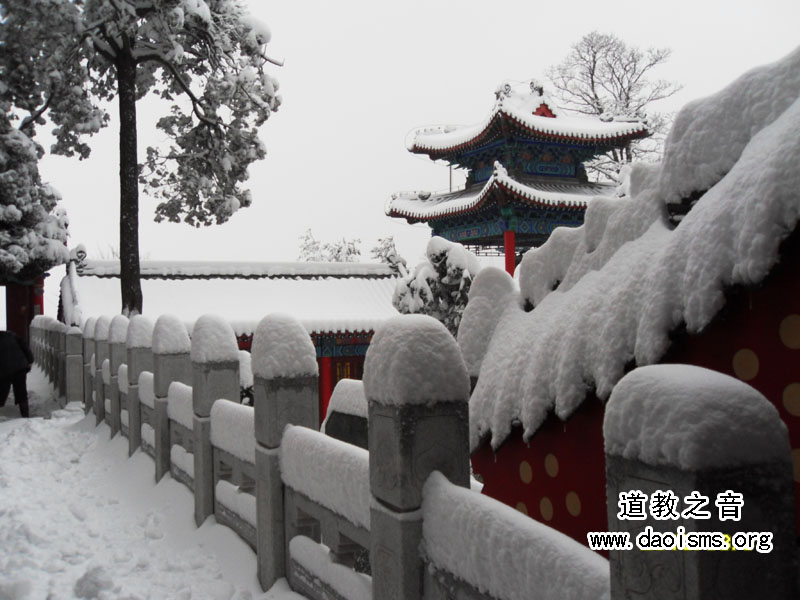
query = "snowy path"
xmin=0 ymin=368 xmax=304 ymax=600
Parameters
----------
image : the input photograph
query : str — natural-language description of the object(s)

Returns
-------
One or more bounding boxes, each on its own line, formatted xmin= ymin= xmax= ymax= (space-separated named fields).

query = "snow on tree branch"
xmin=547 ymin=31 xmax=681 ymax=181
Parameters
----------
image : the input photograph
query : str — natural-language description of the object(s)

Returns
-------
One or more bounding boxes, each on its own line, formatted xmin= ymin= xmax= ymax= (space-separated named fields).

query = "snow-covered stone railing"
xmin=604 ymin=365 xmax=797 ymax=600
xmin=63 ymin=310 xmax=619 ymax=599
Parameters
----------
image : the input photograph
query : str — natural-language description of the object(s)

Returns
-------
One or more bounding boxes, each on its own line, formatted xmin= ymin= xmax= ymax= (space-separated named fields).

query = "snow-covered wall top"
xmin=327 ymin=379 xmax=367 ymax=419
xmin=251 ymin=313 xmax=318 ymax=379
xmin=190 ymin=314 xmax=239 ymax=364
xmin=422 ymin=472 xmax=609 ymax=600
xmin=411 ymin=79 xmax=646 ymax=154
xmin=364 ymin=315 xmax=469 ymax=406
xmin=69 ymin=275 xmax=397 ymax=336
xmin=603 ymin=365 xmax=790 ymax=470
xmin=77 ymin=259 xmax=394 ymax=279
xmin=109 ymin=315 xmax=130 ymax=345
xmin=152 ymin=314 xmax=191 ymax=355
xmin=466 ymin=47 xmax=800 ymax=449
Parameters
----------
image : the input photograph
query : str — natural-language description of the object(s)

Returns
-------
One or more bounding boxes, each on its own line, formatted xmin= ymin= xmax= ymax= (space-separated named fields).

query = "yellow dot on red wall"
xmin=540 ymin=497 xmax=554 ymax=521
xmin=780 ymin=315 xmax=800 ymax=349
xmin=565 ymin=492 xmax=582 ymax=517
xmin=519 ymin=460 xmax=533 ymax=484
xmin=544 ymin=453 xmax=559 ymax=478
xmin=732 ymin=349 xmax=759 ymax=381
xmin=792 ymin=450 xmax=800 ymax=484
xmin=516 ymin=502 xmax=529 ymax=516
xmin=783 ymin=384 xmax=800 ymax=417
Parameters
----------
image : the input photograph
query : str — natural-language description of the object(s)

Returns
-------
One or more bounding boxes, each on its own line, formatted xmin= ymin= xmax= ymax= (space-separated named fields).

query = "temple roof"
xmin=410 ymin=80 xmax=648 ymax=160
xmin=387 ymin=162 xmax=612 ymax=222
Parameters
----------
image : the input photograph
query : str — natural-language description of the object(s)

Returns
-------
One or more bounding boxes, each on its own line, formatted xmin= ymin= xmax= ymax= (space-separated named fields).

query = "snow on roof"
xmin=410 ymin=79 xmax=647 ymax=156
xmin=77 ymin=259 xmax=394 ymax=279
xmin=69 ymin=270 xmax=398 ymax=336
xmin=388 ymin=162 xmax=609 ymax=221
xmin=465 ymin=47 xmax=800 ymax=449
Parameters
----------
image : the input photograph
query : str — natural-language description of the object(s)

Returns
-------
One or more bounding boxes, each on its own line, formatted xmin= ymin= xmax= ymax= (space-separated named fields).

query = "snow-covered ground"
xmin=0 ymin=366 xmax=305 ymax=600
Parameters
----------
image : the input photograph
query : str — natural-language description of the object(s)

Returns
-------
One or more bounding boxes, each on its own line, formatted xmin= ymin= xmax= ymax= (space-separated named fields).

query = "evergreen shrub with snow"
xmin=393 ymin=237 xmax=481 ymax=336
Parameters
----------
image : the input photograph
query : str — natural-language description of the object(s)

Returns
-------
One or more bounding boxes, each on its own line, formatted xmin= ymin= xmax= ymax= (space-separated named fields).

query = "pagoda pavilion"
xmin=387 ymin=80 xmax=649 ymax=274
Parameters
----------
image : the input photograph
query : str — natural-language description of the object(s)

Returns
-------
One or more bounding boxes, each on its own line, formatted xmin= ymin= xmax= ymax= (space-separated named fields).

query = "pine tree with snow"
xmin=370 ymin=236 xmax=407 ymax=276
xmin=0 ymin=0 xmax=281 ymax=315
xmin=0 ymin=114 xmax=69 ymax=281
xmin=393 ymin=237 xmax=480 ymax=336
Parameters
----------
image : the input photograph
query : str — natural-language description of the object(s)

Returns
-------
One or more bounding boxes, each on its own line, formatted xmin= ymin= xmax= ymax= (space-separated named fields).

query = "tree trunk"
xmin=117 ymin=51 xmax=143 ymax=316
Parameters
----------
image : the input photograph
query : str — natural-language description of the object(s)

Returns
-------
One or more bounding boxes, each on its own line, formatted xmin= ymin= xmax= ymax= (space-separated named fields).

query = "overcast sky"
xmin=35 ymin=0 xmax=800 ymax=271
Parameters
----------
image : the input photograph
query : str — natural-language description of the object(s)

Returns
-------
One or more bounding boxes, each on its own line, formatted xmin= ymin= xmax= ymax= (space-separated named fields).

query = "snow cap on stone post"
xmin=109 ymin=314 xmax=130 ymax=346
xmin=126 ymin=315 xmax=154 ymax=349
xmin=93 ymin=315 xmax=111 ymax=342
xmin=152 ymin=314 xmax=191 ymax=355
xmin=604 ymin=364 xmax=790 ymax=470
xmin=251 ymin=313 xmax=319 ymax=449
xmin=126 ymin=315 xmax=154 ymax=386
xmin=364 ymin=314 xmax=470 ymax=406
xmin=191 ymin=314 xmax=240 ymax=418
xmin=251 ymin=313 xmax=318 ymax=380
xmin=109 ymin=314 xmax=130 ymax=371
xmin=152 ymin=314 xmax=193 ymax=397
xmin=604 ymin=365 xmax=797 ymax=599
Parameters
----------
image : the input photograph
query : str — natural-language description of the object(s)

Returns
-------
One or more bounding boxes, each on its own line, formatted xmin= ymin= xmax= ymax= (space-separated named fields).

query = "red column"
xmin=504 ymin=230 xmax=516 ymax=276
xmin=318 ymin=356 xmax=333 ymax=425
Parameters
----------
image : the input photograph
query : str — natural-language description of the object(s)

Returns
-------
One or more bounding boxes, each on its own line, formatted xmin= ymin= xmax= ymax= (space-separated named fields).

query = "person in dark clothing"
xmin=0 ymin=330 xmax=34 ymax=418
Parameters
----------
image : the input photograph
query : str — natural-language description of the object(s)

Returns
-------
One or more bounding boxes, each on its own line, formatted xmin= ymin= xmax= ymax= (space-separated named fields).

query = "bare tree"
xmin=547 ymin=32 xmax=681 ymax=181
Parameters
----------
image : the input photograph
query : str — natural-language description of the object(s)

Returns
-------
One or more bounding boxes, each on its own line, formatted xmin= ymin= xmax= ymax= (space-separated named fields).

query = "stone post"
xmin=65 ymin=327 xmax=84 ymax=406
xmin=93 ymin=316 xmax=111 ymax=426
xmin=82 ymin=317 xmax=97 ymax=415
xmin=251 ymin=314 xmax=320 ymax=591
xmin=126 ymin=315 xmax=154 ymax=457
xmin=604 ymin=365 xmax=798 ymax=600
xmin=152 ymin=315 xmax=193 ymax=482
xmin=364 ymin=315 xmax=471 ymax=600
xmin=191 ymin=314 xmax=240 ymax=527
xmin=107 ymin=315 xmax=129 ymax=438
xmin=56 ymin=324 xmax=67 ymax=400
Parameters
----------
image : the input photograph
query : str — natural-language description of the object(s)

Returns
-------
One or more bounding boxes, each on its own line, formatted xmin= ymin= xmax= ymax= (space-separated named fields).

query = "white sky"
xmin=36 ymin=0 xmax=800 ymax=270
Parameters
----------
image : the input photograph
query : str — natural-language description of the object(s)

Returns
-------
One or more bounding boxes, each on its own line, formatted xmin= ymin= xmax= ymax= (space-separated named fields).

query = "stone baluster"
xmin=56 ymin=324 xmax=67 ymax=401
xmin=82 ymin=317 xmax=97 ymax=415
xmin=107 ymin=315 xmax=130 ymax=437
xmin=126 ymin=315 xmax=154 ymax=457
xmin=364 ymin=315 xmax=470 ymax=600
xmin=191 ymin=314 xmax=240 ymax=526
xmin=65 ymin=327 xmax=84 ymax=406
xmin=152 ymin=314 xmax=193 ymax=482
xmin=604 ymin=365 xmax=798 ymax=600
xmin=93 ymin=316 xmax=111 ymax=426
xmin=251 ymin=314 xmax=319 ymax=590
